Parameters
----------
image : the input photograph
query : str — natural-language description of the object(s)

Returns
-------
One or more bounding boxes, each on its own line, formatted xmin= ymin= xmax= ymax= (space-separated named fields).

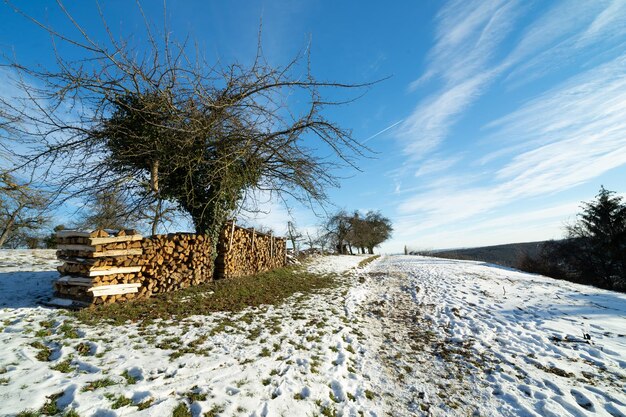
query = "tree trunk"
xmin=150 ymin=160 xmax=160 ymax=236
xmin=0 ymin=207 xmax=20 ymax=247
xmin=368 ymin=247 xmax=374 ymax=254
xmin=151 ymin=198 xmax=161 ymax=236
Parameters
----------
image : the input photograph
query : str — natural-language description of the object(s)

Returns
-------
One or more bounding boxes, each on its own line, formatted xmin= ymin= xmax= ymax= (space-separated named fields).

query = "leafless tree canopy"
xmin=324 ymin=210 xmax=392 ymax=254
xmin=0 ymin=172 xmax=49 ymax=247
xmin=0 ymin=1 xmax=375 ymax=243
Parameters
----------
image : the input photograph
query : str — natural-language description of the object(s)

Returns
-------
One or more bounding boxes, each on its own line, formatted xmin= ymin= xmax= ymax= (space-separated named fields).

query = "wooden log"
xmin=86 ymin=266 xmax=142 ymax=276
xmin=87 ymin=283 xmax=141 ymax=296
xmin=89 ymin=249 xmax=143 ymax=258
xmin=88 ymin=235 xmax=143 ymax=245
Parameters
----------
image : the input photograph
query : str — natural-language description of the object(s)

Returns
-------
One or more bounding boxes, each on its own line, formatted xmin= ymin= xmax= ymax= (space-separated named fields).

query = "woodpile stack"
xmin=215 ymin=221 xmax=287 ymax=279
xmin=54 ymin=229 xmax=144 ymax=305
xmin=140 ymin=233 xmax=213 ymax=296
xmin=53 ymin=222 xmax=285 ymax=306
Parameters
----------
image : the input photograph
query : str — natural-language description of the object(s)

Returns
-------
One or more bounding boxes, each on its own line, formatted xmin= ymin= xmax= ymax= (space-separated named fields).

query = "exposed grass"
xmin=16 ymin=410 xmax=40 ymax=417
xmin=50 ymin=359 xmax=73 ymax=373
xmin=357 ymin=255 xmax=380 ymax=269
xmin=74 ymin=342 xmax=91 ymax=356
xmin=59 ymin=322 xmax=79 ymax=339
xmin=121 ymin=370 xmax=138 ymax=384
xmin=137 ymin=398 xmax=154 ymax=411
xmin=109 ymin=395 xmax=133 ymax=409
xmin=172 ymin=403 xmax=192 ymax=417
xmin=40 ymin=392 xmax=63 ymax=415
xmin=29 ymin=341 xmax=52 ymax=361
xmin=185 ymin=386 xmax=208 ymax=402
xmin=81 ymin=378 xmax=117 ymax=392
xmin=75 ymin=267 xmax=339 ymax=325
xmin=203 ymin=404 xmax=225 ymax=417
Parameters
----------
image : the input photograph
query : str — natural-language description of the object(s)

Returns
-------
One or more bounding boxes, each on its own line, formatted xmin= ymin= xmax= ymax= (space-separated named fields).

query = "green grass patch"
xmin=75 ymin=342 xmax=91 ymax=356
xmin=30 ymin=341 xmax=52 ymax=362
xmin=357 ymin=255 xmax=380 ymax=268
xmin=109 ymin=395 xmax=133 ymax=409
xmin=75 ymin=267 xmax=338 ymax=325
xmin=185 ymin=386 xmax=208 ymax=402
xmin=59 ymin=322 xmax=79 ymax=339
xmin=137 ymin=398 xmax=154 ymax=410
xmin=50 ymin=359 xmax=73 ymax=374
xmin=40 ymin=392 xmax=63 ymax=415
xmin=172 ymin=403 xmax=192 ymax=417
xmin=121 ymin=370 xmax=138 ymax=384
xmin=203 ymin=404 xmax=225 ymax=417
xmin=82 ymin=378 xmax=117 ymax=392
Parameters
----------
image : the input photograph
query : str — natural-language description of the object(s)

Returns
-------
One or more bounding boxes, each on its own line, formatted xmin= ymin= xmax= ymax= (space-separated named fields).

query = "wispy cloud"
xmin=398 ymin=53 xmax=626 ymax=228
xmin=399 ymin=0 xmax=521 ymax=161
xmin=390 ymin=1 xmax=626 ymax=249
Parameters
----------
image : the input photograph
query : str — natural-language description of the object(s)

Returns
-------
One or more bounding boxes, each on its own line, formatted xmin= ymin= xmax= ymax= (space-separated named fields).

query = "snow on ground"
xmin=359 ymin=256 xmax=626 ymax=417
xmin=0 ymin=251 xmax=625 ymax=417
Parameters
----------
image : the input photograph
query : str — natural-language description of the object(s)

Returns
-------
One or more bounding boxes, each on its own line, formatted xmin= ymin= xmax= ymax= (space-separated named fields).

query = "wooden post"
xmin=228 ymin=220 xmax=236 ymax=251
xmin=251 ymin=228 xmax=255 ymax=251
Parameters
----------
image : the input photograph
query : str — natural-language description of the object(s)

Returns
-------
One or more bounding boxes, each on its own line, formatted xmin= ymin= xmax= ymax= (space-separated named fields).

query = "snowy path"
xmin=0 ymin=251 xmax=625 ymax=416
xmin=358 ymin=256 xmax=626 ymax=417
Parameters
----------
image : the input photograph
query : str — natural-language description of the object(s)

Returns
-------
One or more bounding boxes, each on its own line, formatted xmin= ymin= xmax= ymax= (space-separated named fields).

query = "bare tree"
xmin=0 ymin=2 xmax=375 ymax=257
xmin=77 ymin=187 xmax=138 ymax=231
xmin=325 ymin=210 xmax=352 ymax=254
xmin=326 ymin=209 xmax=392 ymax=255
xmin=0 ymin=172 xmax=49 ymax=247
xmin=286 ymin=221 xmax=303 ymax=254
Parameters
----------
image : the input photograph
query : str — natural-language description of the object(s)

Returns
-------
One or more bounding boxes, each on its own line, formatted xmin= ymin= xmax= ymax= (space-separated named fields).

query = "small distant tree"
xmin=325 ymin=210 xmax=352 ymax=254
xmin=567 ymin=186 xmax=626 ymax=288
xmin=79 ymin=188 xmax=138 ymax=231
xmin=362 ymin=211 xmax=393 ymax=254
xmin=287 ymin=221 xmax=303 ymax=254
xmin=517 ymin=186 xmax=626 ymax=292
xmin=0 ymin=173 xmax=49 ymax=247
xmin=43 ymin=225 xmax=66 ymax=249
xmin=326 ymin=209 xmax=392 ymax=254
xmin=304 ymin=230 xmax=316 ymax=251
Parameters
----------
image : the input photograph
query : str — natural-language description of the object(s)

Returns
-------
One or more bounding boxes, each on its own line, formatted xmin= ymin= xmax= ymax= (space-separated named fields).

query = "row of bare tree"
xmin=284 ymin=210 xmax=392 ymax=255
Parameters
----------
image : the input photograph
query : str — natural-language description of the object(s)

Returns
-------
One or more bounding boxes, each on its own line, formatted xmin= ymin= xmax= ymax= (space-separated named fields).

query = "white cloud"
xmin=400 ymin=0 xmax=521 ymax=161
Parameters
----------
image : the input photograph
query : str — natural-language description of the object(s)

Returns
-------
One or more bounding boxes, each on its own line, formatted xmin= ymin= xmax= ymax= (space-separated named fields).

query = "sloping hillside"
xmin=424 ymin=240 xmax=549 ymax=268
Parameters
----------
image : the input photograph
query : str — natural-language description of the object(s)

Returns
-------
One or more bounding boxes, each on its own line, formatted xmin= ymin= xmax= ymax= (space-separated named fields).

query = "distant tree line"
xmin=324 ymin=210 xmax=392 ymax=255
xmin=518 ymin=186 xmax=626 ymax=292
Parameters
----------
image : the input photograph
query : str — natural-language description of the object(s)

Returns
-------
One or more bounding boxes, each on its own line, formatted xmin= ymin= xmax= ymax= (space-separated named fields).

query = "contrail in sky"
xmin=362 ymin=119 xmax=403 ymax=144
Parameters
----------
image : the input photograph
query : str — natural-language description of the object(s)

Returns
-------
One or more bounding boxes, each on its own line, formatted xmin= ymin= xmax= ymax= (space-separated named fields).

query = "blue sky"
xmin=2 ymin=1 xmax=626 ymax=252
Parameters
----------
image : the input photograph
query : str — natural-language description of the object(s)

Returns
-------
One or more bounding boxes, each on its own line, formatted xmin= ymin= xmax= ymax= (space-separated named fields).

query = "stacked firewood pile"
xmin=140 ymin=233 xmax=213 ymax=295
xmin=53 ymin=222 xmax=285 ymax=305
xmin=54 ymin=229 xmax=144 ymax=305
xmin=216 ymin=221 xmax=287 ymax=279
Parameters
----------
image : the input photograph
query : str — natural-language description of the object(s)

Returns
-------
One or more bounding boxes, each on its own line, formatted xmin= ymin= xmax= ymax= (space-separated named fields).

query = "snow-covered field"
xmin=0 ymin=251 xmax=624 ymax=416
